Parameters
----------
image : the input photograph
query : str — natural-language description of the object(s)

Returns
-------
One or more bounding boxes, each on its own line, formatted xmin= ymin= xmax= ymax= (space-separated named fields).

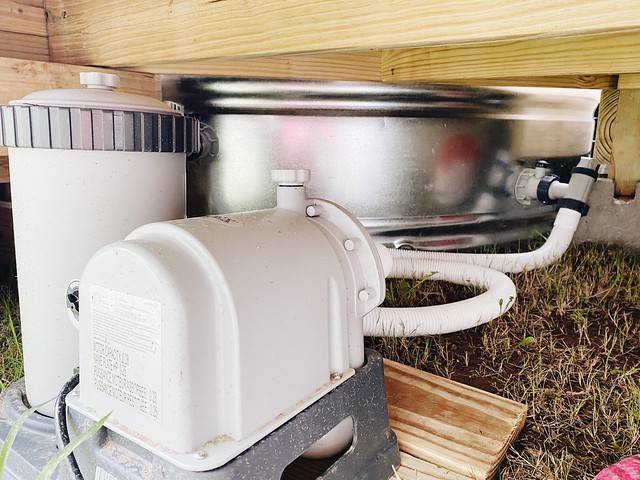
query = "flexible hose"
xmin=54 ymin=373 xmax=84 ymax=480
xmin=388 ymin=208 xmax=582 ymax=274
xmin=364 ymin=209 xmax=578 ymax=336
xmin=364 ymin=260 xmax=516 ymax=336
xmin=366 ymin=159 xmax=598 ymax=337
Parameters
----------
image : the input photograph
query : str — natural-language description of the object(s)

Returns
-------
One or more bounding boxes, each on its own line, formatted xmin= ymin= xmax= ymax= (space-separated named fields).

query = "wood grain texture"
xmin=46 ymin=0 xmax=640 ymax=67
xmin=15 ymin=0 xmax=45 ymax=8
xmin=382 ymin=31 xmax=640 ymax=82
xmin=133 ymin=52 xmax=382 ymax=81
xmin=394 ymin=452 xmax=472 ymax=479
xmin=0 ymin=157 xmax=9 ymax=184
xmin=384 ymin=360 xmax=527 ymax=479
xmin=611 ymin=89 xmax=640 ymax=196
xmin=0 ymin=57 xmax=158 ymax=106
xmin=427 ymin=75 xmax=617 ymax=89
xmin=617 ymin=73 xmax=640 ymax=89
xmin=0 ymin=0 xmax=47 ymax=36
xmin=135 ymin=52 xmax=616 ymax=88
xmin=0 ymin=31 xmax=49 ymax=61
xmin=595 ymin=89 xmax=619 ymax=171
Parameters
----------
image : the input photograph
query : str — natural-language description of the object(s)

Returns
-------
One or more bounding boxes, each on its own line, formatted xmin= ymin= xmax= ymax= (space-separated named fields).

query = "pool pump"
xmin=0 ymin=73 xmax=400 ymax=479
xmin=65 ymin=168 xmax=399 ymax=476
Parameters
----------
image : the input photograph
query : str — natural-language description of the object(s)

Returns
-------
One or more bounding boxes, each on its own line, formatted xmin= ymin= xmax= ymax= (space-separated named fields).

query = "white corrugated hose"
xmin=364 ymin=208 xmax=582 ymax=337
xmin=363 ymin=260 xmax=517 ymax=336
xmin=387 ymin=208 xmax=581 ymax=275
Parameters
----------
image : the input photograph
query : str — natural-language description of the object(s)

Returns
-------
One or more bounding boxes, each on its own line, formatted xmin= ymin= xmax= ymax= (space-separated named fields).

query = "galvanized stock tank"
xmin=163 ymin=78 xmax=599 ymax=249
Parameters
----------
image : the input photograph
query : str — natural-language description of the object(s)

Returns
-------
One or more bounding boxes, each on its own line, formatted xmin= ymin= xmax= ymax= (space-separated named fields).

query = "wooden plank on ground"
xmin=0 ymin=157 xmax=8 ymax=184
xmin=0 ymin=0 xmax=47 ymax=36
xmin=0 ymin=31 xmax=49 ymax=61
xmin=394 ymin=452 xmax=473 ymax=479
xmin=46 ymin=0 xmax=640 ymax=67
xmin=382 ymin=31 xmax=640 ymax=82
xmin=384 ymin=360 xmax=527 ymax=479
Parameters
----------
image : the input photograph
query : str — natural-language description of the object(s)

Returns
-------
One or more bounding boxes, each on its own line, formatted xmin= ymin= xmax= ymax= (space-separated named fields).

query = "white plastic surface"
xmin=9 ymin=148 xmax=185 ymax=416
xmin=79 ymin=72 xmax=121 ymax=90
xmin=364 ymin=260 xmax=516 ymax=336
xmin=388 ymin=208 xmax=582 ymax=274
xmin=271 ymin=169 xmax=310 ymax=185
xmin=70 ymin=185 xmax=384 ymax=470
xmin=303 ymin=417 xmax=354 ymax=459
xmin=367 ymin=206 xmax=587 ymax=338
xmin=11 ymin=71 xmax=173 ymax=113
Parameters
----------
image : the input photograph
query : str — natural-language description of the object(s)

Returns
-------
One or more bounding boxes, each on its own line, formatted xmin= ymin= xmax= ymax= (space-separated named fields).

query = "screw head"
xmin=306 ymin=205 xmax=321 ymax=217
xmin=344 ymin=239 xmax=356 ymax=251
xmin=358 ymin=289 xmax=371 ymax=302
xmin=330 ymin=372 xmax=343 ymax=382
xmin=194 ymin=450 xmax=208 ymax=460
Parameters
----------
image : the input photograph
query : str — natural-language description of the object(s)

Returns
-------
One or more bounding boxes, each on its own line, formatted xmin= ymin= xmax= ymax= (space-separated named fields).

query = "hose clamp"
xmin=557 ymin=198 xmax=590 ymax=216
xmin=536 ymin=174 xmax=559 ymax=205
xmin=571 ymin=166 xmax=599 ymax=180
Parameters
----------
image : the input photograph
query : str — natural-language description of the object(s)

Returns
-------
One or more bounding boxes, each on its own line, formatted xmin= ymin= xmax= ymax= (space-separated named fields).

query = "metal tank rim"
xmin=162 ymin=76 xmax=598 ymax=120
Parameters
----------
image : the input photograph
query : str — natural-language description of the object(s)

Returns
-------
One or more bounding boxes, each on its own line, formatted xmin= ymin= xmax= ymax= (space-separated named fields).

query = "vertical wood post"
xmin=612 ymin=88 xmax=640 ymax=196
xmin=595 ymin=88 xmax=618 ymax=175
xmin=596 ymin=75 xmax=640 ymax=197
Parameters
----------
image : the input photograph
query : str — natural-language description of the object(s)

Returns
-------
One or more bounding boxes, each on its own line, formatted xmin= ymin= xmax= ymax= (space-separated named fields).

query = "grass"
xmin=0 ymin=285 xmax=22 ymax=391
xmin=0 ymin=243 xmax=638 ymax=479
xmin=368 ymin=242 xmax=640 ymax=479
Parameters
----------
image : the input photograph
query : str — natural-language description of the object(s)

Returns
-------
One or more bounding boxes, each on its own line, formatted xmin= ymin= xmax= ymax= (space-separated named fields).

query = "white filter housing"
xmin=0 ymin=72 xmax=198 ymax=416
xmin=68 ymin=175 xmax=386 ymax=471
xmin=10 ymin=149 xmax=184 ymax=416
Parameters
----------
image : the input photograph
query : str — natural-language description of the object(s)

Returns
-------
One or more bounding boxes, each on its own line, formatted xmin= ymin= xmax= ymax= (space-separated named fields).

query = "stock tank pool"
xmin=163 ymin=78 xmax=599 ymax=250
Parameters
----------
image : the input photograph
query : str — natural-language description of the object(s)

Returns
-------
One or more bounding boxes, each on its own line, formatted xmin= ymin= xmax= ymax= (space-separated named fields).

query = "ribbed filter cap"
xmin=10 ymin=71 xmax=176 ymax=114
xmin=0 ymin=72 xmax=200 ymax=152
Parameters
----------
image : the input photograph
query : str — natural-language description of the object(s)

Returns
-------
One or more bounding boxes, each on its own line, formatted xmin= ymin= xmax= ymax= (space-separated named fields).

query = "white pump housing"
xmin=68 ymin=170 xmax=387 ymax=471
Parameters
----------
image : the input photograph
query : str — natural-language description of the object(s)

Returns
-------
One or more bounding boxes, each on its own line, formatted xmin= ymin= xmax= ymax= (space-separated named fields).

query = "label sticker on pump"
xmin=90 ymin=285 xmax=162 ymax=420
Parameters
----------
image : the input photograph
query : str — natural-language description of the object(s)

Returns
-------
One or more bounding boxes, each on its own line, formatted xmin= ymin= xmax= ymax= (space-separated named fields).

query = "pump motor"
xmin=68 ymin=169 xmax=389 ymax=470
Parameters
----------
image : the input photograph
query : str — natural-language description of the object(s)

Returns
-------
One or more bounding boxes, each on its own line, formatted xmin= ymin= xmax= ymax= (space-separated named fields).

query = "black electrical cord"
xmin=54 ymin=372 xmax=84 ymax=479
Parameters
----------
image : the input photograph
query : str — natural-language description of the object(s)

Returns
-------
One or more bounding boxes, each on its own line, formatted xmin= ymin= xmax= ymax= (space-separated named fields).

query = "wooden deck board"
xmin=46 ymin=0 xmax=640 ymax=67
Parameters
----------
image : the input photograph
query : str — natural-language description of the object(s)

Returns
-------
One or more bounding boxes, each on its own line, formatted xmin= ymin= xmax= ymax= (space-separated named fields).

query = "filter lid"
xmin=1 ymin=72 xmax=200 ymax=152
xmin=11 ymin=72 xmax=175 ymax=114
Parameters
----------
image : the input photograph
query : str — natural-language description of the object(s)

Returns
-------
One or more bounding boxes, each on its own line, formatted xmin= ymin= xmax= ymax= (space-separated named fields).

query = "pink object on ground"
xmin=595 ymin=456 xmax=640 ymax=480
